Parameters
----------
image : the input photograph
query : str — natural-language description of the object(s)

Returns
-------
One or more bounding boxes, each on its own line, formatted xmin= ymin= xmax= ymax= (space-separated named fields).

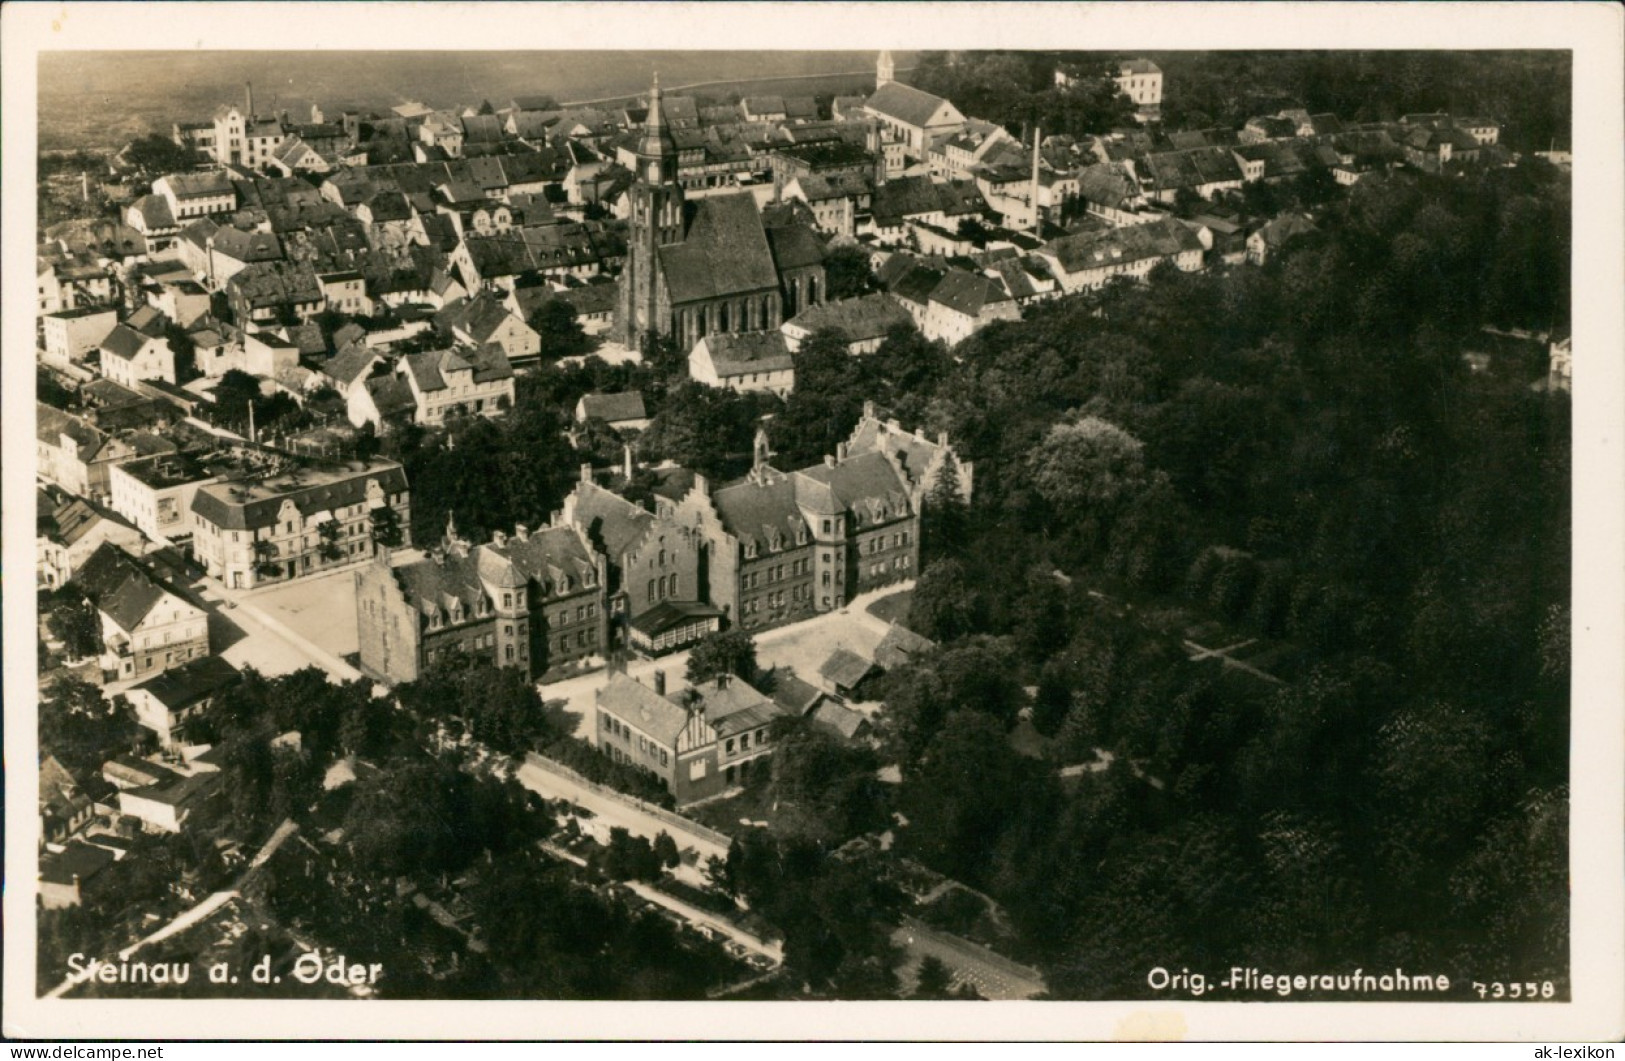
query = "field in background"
xmin=38 ymin=50 xmax=907 ymax=151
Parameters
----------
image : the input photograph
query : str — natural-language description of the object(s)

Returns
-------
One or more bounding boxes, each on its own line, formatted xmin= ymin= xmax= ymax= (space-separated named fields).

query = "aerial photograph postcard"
xmin=6 ymin=0 xmax=1622 ymax=1044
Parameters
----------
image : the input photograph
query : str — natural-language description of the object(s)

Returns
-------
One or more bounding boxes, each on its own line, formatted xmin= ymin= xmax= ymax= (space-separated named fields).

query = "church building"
xmin=617 ymin=76 xmax=828 ymax=353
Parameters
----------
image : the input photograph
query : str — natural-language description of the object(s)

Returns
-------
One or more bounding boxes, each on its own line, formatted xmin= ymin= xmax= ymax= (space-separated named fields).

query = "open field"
xmin=39 ymin=50 xmax=906 ymax=150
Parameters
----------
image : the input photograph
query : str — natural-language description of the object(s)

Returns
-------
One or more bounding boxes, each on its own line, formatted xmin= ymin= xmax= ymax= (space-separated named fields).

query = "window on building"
xmin=725 ymin=738 xmax=735 ymax=754
xmin=689 ymin=759 xmax=707 ymax=781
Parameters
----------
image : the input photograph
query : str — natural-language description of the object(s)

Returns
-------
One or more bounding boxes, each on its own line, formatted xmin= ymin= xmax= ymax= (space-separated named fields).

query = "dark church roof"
xmin=657 ymin=193 xmax=781 ymax=306
xmin=766 ymin=223 xmax=826 ymax=273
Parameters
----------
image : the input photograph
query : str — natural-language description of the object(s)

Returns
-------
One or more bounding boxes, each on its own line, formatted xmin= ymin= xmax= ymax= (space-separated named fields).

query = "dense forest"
xmin=795 ymin=160 xmax=1570 ymax=997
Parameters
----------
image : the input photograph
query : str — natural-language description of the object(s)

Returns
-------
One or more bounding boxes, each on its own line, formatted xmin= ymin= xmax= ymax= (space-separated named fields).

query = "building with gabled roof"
xmin=865 ymin=81 xmax=966 ymax=158
xmin=873 ymin=621 xmax=936 ymax=671
xmin=592 ymin=669 xmax=792 ymax=804
xmin=40 ymin=755 xmax=97 ymax=848
xmin=1247 ymin=212 xmax=1319 ymax=265
xmin=575 ymin=391 xmax=649 ymax=431
xmin=435 ymin=293 xmax=541 ymax=367
xmin=556 ymin=469 xmax=720 ymax=654
xmin=38 ymin=495 xmax=149 ymax=590
xmin=40 ymin=840 xmax=119 ymax=909
xmin=36 ymin=403 xmax=154 ymax=502
xmin=781 ymin=292 xmax=916 ymax=355
xmin=922 ymin=267 xmax=1019 ymax=346
xmin=99 ymin=321 xmax=177 ymax=389
xmin=125 ymin=656 xmax=242 ymax=748
xmin=689 ymin=330 xmax=795 ymax=397
xmin=225 ymin=260 xmax=324 ymax=330
xmin=398 ymin=343 xmax=515 ymax=425
xmin=71 ymin=542 xmax=209 ymax=683
xmin=1036 ymin=216 xmax=1204 ymax=293
xmin=190 ymin=458 xmax=411 ymax=589
xmin=355 ymin=517 xmax=606 ymax=683
xmin=843 ymin=399 xmax=974 ymax=509
xmin=667 ymin=426 xmax=922 ymax=634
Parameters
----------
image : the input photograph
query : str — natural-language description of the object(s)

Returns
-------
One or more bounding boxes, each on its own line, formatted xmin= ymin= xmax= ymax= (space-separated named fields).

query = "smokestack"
xmin=1031 ymin=125 xmax=1042 ymax=232
xmin=82 ymin=172 xmax=90 ymax=201
xmin=246 ymin=81 xmax=254 ymax=118
xmin=653 ymin=670 xmax=666 ymax=696
xmin=622 ymin=442 xmax=633 ymax=481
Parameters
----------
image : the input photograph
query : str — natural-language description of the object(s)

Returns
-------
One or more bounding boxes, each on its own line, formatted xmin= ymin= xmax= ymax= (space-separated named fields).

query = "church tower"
xmin=876 ymin=50 xmax=895 ymax=90
xmin=617 ymin=74 xmax=687 ymax=348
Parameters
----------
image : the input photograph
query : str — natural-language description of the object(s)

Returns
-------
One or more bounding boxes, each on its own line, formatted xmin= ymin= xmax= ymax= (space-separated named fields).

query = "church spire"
xmin=876 ymin=50 xmax=895 ymax=89
xmin=636 ymin=71 xmax=677 ymax=179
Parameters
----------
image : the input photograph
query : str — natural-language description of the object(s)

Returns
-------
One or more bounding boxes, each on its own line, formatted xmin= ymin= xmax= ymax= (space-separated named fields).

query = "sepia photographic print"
xmin=4 ymin=1 xmax=1621 ymax=1043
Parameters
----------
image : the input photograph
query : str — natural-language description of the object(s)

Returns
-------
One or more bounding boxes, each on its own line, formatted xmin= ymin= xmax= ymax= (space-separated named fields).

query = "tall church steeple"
xmin=876 ymin=50 xmax=895 ymax=89
xmin=617 ymin=73 xmax=687 ymax=349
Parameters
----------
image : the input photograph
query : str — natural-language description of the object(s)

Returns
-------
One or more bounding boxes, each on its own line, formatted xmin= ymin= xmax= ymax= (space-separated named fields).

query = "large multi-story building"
xmin=667 ymin=420 xmax=951 ymax=633
xmin=108 ymin=452 xmax=226 ymax=547
xmin=354 ymin=517 xmax=607 ymax=683
xmin=554 ymin=470 xmax=722 ymax=655
xmin=190 ymin=458 xmax=410 ymax=589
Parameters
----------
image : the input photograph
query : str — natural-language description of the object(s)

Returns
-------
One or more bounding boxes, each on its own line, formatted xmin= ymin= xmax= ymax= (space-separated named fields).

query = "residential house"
xmin=152 ymin=172 xmax=237 ymax=222
xmin=98 ymin=317 xmax=177 ymax=389
xmin=36 ymin=403 xmax=166 ymax=503
xmin=39 ymin=756 xmax=97 ymax=848
xmin=125 ymin=656 xmax=242 ymax=749
xmin=593 ymin=670 xmax=791 ymax=804
xmin=1247 ymin=213 xmax=1319 ymax=265
xmin=71 ymin=542 xmax=209 ymax=683
xmin=689 ymin=331 xmax=796 ymax=397
xmin=1114 ymin=59 xmax=1164 ymax=119
xmin=225 ymin=261 xmax=324 ymax=330
xmin=126 ymin=195 xmax=181 ymax=254
xmin=435 ymin=294 xmax=542 ymax=367
xmin=42 ymin=306 xmax=120 ymax=365
xmin=350 ymin=374 xmax=420 ymax=431
xmin=354 ymin=518 xmax=606 ymax=683
xmin=38 ymin=496 xmax=148 ymax=590
xmin=1035 ymin=216 xmax=1205 ymax=294
xmin=37 ymin=256 xmax=116 ymax=315
xmin=190 ymin=458 xmax=411 ymax=589
xmin=399 ymin=344 xmax=516 ymax=426
xmin=575 ymin=392 xmax=649 ymax=432
xmin=781 ymin=292 xmax=915 ymax=355
xmin=921 ymin=268 xmax=1020 ymax=347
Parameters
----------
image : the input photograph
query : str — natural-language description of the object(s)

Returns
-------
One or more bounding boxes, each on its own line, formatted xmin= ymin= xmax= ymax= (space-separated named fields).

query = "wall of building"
xmin=354 ymin=561 xmax=424 ymax=683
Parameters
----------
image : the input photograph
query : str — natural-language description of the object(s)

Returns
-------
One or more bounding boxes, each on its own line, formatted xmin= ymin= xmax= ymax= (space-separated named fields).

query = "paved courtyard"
xmin=241 ymin=565 xmax=365 ymax=661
